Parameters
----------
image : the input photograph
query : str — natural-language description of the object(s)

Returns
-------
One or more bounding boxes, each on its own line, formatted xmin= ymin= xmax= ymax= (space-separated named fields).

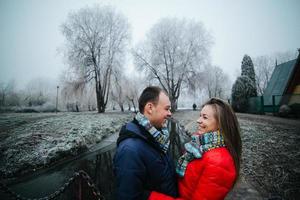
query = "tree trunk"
xmin=131 ymin=99 xmax=137 ymax=113
xmin=128 ymin=103 xmax=131 ymax=111
xmin=119 ymin=103 xmax=124 ymax=112
xmin=170 ymin=96 xmax=178 ymax=112
xmin=96 ymin=82 xmax=106 ymax=113
xmin=1 ymin=94 xmax=5 ymax=107
xmin=98 ymin=97 xmax=106 ymax=113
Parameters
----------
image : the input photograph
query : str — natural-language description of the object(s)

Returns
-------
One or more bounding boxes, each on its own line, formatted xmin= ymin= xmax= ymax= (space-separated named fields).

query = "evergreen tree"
xmin=231 ymin=54 xmax=258 ymax=112
xmin=241 ymin=55 xmax=257 ymax=96
xmin=231 ymin=76 xmax=257 ymax=112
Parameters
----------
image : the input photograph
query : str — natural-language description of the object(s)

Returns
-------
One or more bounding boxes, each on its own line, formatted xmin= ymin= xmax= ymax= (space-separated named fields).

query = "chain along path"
xmin=0 ymin=132 xmax=118 ymax=200
xmin=0 ymin=170 xmax=103 ymax=200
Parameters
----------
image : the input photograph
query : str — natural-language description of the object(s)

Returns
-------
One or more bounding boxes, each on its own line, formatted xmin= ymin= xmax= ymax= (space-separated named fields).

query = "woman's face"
xmin=196 ymin=105 xmax=219 ymax=135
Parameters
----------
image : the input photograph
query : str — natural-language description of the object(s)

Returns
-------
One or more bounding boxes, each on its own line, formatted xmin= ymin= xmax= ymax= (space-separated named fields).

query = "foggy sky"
xmin=0 ymin=0 xmax=299 ymax=89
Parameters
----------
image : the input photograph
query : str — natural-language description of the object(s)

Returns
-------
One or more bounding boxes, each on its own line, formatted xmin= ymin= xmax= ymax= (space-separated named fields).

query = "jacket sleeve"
xmin=190 ymin=163 xmax=235 ymax=200
xmin=149 ymin=162 xmax=234 ymax=200
xmin=114 ymin=145 xmax=150 ymax=200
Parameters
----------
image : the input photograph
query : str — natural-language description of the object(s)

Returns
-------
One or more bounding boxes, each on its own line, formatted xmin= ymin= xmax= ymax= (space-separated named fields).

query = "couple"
xmin=113 ymin=86 xmax=242 ymax=200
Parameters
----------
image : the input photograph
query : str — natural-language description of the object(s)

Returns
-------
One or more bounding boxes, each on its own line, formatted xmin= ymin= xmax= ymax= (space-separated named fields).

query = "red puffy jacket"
xmin=148 ymin=147 xmax=236 ymax=200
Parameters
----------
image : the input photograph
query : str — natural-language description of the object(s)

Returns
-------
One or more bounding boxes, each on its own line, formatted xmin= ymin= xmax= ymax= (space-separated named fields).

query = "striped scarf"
xmin=135 ymin=112 xmax=170 ymax=154
xmin=176 ymin=131 xmax=225 ymax=177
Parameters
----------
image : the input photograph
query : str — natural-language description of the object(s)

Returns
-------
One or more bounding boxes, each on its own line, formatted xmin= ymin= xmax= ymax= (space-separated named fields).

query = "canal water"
xmin=0 ymin=120 xmax=189 ymax=200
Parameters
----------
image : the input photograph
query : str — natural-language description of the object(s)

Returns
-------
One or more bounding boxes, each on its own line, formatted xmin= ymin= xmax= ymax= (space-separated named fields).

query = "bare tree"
xmin=0 ymin=80 xmax=18 ymax=107
xmin=60 ymin=79 xmax=85 ymax=111
xmin=125 ymin=77 xmax=142 ymax=112
xmin=185 ymin=70 xmax=205 ymax=103
xmin=110 ymin=70 xmax=126 ymax=112
xmin=59 ymin=68 xmax=97 ymax=112
xmin=274 ymin=50 xmax=298 ymax=64
xmin=24 ymin=78 xmax=55 ymax=106
xmin=204 ymin=65 xmax=230 ymax=99
xmin=0 ymin=81 xmax=10 ymax=106
xmin=253 ymin=50 xmax=297 ymax=95
xmin=61 ymin=5 xmax=130 ymax=113
xmin=110 ymin=70 xmax=143 ymax=112
xmin=253 ymin=55 xmax=275 ymax=96
xmin=133 ymin=18 xmax=212 ymax=111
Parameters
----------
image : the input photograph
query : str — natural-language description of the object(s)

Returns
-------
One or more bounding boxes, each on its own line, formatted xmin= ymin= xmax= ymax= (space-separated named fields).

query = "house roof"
xmin=263 ymin=59 xmax=297 ymax=105
xmin=284 ymin=52 xmax=300 ymax=94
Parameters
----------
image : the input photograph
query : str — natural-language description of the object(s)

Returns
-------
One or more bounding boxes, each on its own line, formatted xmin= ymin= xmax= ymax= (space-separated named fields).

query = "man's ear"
xmin=145 ymin=102 xmax=153 ymax=114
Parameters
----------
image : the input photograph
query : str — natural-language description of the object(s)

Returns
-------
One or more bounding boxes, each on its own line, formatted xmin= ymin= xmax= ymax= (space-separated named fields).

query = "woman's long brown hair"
xmin=202 ymin=98 xmax=242 ymax=182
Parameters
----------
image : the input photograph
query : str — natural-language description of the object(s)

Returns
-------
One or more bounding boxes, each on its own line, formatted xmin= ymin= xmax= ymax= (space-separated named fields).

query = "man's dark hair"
xmin=138 ymin=86 xmax=163 ymax=113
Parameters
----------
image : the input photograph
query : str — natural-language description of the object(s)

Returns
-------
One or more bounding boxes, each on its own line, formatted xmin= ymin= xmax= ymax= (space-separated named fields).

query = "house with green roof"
xmin=263 ymin=49 xmax=300 ymax=114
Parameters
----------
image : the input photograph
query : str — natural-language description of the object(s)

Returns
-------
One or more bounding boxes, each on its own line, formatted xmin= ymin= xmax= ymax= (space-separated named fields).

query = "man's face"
xmin=149 ymin=92 xmax=172 ymax=128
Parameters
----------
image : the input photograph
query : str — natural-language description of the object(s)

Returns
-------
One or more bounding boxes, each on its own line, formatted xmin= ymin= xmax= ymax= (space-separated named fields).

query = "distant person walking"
xmin=113 ymin=86 xmax=178 ymax=200
xmin=192 ymin=103 xmax=197 ymax=110
xmin=148 ymin=98 xmax=242 ymax=200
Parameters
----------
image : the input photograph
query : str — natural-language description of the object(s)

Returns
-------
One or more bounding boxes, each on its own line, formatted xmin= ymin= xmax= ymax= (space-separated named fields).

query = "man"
xmin=113 ymin=86 xmax=178 ymax=200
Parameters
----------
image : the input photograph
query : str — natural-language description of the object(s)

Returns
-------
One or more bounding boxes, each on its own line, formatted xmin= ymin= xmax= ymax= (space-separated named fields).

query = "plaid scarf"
xmin=176 ymin=131 xmax=225 ymax=177
xmin=135 ymin=112 xmax=170 ymax=154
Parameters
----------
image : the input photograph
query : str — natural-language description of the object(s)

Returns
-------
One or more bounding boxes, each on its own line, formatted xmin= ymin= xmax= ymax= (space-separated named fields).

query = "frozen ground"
xmin=0 ymin=111 xmax=133 ymax=178
xmin=237 ymin=113 xmax=300 ymax=199
xmin=0 ymin=110 xmax=299 ymax=199
xmin=174 ymin=110 xmax=300 ymax=200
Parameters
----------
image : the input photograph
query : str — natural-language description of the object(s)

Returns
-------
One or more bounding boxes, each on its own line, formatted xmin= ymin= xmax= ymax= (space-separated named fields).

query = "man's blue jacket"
xmin=113 ymin=119 xmax=178 ymax=200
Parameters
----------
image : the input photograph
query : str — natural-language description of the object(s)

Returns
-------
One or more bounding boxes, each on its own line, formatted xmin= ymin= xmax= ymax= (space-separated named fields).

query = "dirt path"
xmin=236 ymin=113 xmax=300 ymax=199
xmin=237 ymin=112 xmax=300 ymax=128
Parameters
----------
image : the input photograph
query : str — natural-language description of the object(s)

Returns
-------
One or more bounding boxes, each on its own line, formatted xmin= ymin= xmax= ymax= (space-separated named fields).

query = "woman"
xmin=148 ymin=98 xmax=242 ymax=200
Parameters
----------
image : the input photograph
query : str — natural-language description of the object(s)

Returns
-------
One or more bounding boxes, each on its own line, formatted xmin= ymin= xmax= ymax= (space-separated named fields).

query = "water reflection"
xmin=0 ymin=119 xmax=189 ymax=200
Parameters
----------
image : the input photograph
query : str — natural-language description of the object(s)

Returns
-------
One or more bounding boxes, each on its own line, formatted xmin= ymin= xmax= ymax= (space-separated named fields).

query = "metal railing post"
xmin=272 ymin=95 xmax=276 ymax=115
xmin=261 ymin=96 xmax=264 ymax=114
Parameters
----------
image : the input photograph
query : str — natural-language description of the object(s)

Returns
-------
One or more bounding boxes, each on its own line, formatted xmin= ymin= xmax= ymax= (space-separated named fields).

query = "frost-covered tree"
xmin=204 ymin=65 xmax=230 ymax=99
xmin=61 ymin=5 xmax=130 ymax=113
xmin=125 ymin=77 xmax=143 ymax=112
xmin=253 ymin=50 xmax=297 ymax=95
xmin=60 ymin=69 xmax=97 ymax=112
xmin=231 ymin=54 xmax=257 ymax=112
xmin=24 ymin=78 xmax=55 ymax=106
xmin=274 ymin=50 xmax=298 ymax=64
xmin=231 ymin=76 xmax=257 ymax=112
xmin=133 ymin=18 xmax=213 ymax=111
xmin=186 ymin=70 xmax=205 ymax=104
xmin=241 ymin=54 xmax=257 ymax=96
xmin=0 ymin=80 xmax=20 ymax=107
xmin=0 ymin=80 xmax=13 ymax=106
xmin=253 ymin=55 xmax=275 ymax=95
xmin=110 ymin=70 xmax=126 ymax=112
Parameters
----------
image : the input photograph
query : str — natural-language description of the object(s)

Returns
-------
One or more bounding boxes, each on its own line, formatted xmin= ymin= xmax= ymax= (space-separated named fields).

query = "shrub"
xmin=290 ymin=103 xmax=300 ymax=118
xmin=278 ymin=104 xmax=291 ymax=117
xmin=231 ymin=76 xmax=257 ymax=112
